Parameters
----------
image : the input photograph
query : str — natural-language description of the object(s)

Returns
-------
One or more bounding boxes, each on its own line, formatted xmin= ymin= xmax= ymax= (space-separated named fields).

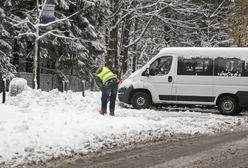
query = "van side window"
xmin=178 ymin=57 xmax=213 ymax=76
xmin=214 ymin=57 xmax=248 ymax=77
xmin=150 ymin=56 xmax=172 ymax=76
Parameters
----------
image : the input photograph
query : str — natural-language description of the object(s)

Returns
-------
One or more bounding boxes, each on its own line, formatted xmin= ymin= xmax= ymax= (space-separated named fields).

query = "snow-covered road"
xmin=0 ymin=89 xmax=248 ymax=167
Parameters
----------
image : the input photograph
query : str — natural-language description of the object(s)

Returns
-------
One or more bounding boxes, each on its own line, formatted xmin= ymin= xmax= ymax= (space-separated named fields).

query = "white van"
xmin=118 ymin=47 xmax=248 ymax=115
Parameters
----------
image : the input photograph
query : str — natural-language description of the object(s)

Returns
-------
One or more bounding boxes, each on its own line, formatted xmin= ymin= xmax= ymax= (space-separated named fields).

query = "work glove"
xmin=116 ymin=79 xmax=123 ymax=84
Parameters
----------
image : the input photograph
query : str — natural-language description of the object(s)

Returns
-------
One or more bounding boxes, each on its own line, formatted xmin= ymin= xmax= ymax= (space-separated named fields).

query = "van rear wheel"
xmin=218 ymin=96 xmax=240 ymax=115
xmin=131 ymin=92 xmax=151 ymax=109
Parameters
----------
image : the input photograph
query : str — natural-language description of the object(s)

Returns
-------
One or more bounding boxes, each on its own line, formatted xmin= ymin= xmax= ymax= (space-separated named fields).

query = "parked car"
xmin=118 ymin=47 xmax=248 ymax=115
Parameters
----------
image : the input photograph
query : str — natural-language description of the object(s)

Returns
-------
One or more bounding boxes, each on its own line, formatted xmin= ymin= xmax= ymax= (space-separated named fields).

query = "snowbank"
xmin=0 ymin=89 xmax=248 ymax=167
xmin=9 ymin=78 xmax=28 ymax=96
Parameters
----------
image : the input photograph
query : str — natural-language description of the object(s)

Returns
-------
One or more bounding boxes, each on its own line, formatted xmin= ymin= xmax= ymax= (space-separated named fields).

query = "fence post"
xmin=2 ymin=76 xmax=6 ymax=104
xmin=62 ymin=80 xmax=65 ymax=92
xmin=82 ymin=80 xmax=85 ymax=97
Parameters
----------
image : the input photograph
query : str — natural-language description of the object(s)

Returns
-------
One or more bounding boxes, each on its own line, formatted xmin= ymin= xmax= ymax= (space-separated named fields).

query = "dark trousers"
xmin=101 ymin=80 xmax=118 ymax=115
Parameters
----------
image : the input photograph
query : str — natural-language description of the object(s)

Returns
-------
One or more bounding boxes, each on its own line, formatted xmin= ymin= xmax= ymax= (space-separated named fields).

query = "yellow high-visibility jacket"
xmin=96 ymin=66 xmax=117 ymax=85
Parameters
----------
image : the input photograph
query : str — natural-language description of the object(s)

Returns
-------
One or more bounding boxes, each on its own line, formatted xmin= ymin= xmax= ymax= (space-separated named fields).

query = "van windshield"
xmin=150 ymin=56 xmax=172 ymax=76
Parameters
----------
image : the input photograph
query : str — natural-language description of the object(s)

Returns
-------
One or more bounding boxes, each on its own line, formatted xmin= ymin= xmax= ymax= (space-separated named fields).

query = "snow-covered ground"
xmin=0 ymin=88 xmax=248 ymax=167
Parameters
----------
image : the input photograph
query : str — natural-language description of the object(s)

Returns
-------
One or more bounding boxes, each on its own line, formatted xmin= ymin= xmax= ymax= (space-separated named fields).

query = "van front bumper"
xmin=118 ymin=85 xmax=133 ymax=104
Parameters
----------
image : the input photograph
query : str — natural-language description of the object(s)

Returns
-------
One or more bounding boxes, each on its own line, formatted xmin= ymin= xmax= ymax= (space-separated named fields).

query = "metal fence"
xmin=14 ymin=72 xmax=85 ymax=92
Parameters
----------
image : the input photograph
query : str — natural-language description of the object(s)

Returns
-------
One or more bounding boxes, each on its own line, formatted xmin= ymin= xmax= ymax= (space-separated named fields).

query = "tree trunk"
xmin=32 ymin=0 xmax=40 ymax=89
xmin=32 ymin=29 xmax=39 ymax=89
xmin=120 ymin=15 xmax=131 ymax=75
xmin=132 ymin=54 xmax=137 ymax=73
xmin=107 ymin=0 xmax=119 ymax=68
xmin=12 ymin=39 xmax=19 ymax=72
xmin=132 ymin=18 xmax=139 ymax=73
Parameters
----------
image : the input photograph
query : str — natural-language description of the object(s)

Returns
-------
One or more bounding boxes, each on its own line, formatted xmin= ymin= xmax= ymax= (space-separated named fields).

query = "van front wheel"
xmin=131 ymin=92 xmax=151 ymax=109
xmin=218 ymin=96 xmax=240 ymax=115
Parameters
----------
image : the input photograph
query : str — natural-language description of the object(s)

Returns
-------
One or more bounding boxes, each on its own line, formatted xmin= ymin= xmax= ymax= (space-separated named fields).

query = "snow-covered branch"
xmin=38 ymin=0 xmax=48 ymax=19
xmin=16 ymin=32 xmax=37 ymax=38
xmin=210 ymin=0 xmax=226 ymax=18
xmin=125 ymin=15 xmax=154 ymax=48
xmin=7 ymin=17 xmax=35 ymax=28
xmin=112 ymin=10 xmax=134 ymax=30
xmin=38 ymin=31 xmax=79 ymax=40
xmin=106 ymin=1 xmax=125 ymax=19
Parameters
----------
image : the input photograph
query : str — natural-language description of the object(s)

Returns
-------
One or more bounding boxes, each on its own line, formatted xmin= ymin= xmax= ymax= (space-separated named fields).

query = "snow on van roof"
xmin=158 ymin=47 xmax=248 ymax=58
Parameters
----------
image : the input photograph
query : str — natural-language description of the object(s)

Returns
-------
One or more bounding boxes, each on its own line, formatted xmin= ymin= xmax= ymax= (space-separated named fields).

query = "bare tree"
xmin=105 ymin=0 xmax=204 ymax=76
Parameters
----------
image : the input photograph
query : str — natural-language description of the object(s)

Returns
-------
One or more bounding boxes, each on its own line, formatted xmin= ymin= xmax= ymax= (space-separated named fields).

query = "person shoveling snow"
xmin=94 ymin=64 xmax=121 ymax=116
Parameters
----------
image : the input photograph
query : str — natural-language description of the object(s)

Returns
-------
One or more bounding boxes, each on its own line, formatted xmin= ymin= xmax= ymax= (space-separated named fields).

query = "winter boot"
xmin=98 ymin=109 xmax=106 ymax=115
xmin=109 ymin=110 xmax=115 ymax=116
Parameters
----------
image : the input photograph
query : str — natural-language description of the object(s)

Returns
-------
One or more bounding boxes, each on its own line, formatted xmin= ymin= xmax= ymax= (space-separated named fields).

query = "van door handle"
xmin=168 ymin=76 xmax=172 ymax=83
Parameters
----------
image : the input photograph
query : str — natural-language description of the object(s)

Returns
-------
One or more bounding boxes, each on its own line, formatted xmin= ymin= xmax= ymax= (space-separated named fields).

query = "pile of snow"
xmin=0 ymin=89 xmax=248 ymax=167
xmin=9 ymin=78 xmax=28 ymax=96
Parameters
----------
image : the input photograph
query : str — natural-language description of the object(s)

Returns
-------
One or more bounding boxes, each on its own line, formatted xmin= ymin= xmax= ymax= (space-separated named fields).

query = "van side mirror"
xmin=142 ymin=68 xmax=150 ymax=77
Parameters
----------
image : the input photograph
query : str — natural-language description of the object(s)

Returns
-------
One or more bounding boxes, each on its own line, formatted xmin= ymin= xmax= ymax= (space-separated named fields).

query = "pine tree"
xmin=2 ymin=0 xmax=107 ymax=88
xmin=45 ymin=0 xmax=107 ymax=79
xmin=0 ymin=7 xmax=15 ymax=79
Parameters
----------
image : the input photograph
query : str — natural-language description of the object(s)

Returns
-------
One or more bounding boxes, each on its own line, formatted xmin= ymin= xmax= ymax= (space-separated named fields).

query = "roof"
xmin=158 ymin=47 xmax=248 ymax=58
